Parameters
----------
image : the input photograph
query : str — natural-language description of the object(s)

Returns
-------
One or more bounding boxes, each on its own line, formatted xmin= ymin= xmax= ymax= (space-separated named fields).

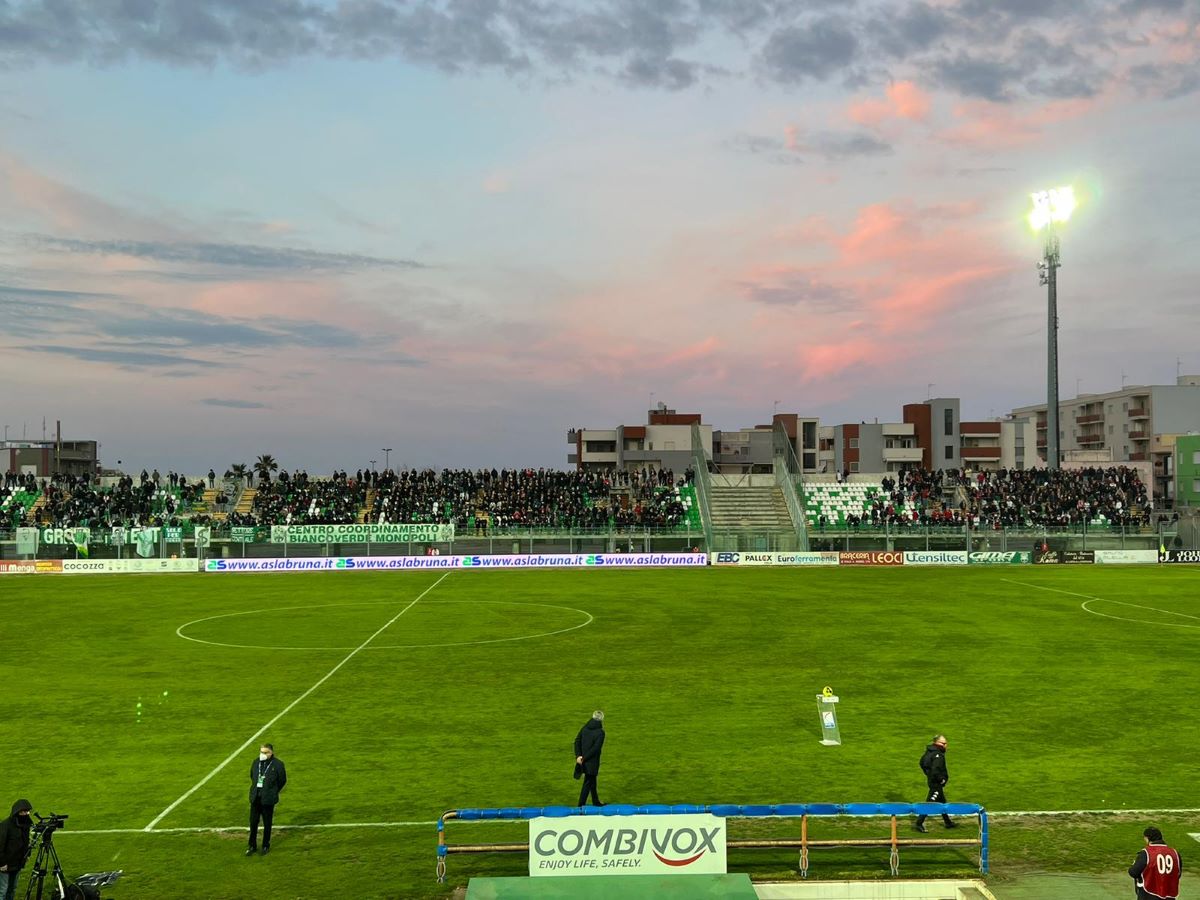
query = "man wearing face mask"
xmin=247 ymin=744 xmax=287 ymax=856
xmin=0 ymin=799 xmax=33 ymax=900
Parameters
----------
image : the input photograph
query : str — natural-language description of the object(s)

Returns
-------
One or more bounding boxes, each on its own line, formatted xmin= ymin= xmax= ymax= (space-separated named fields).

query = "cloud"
xmin=22 ymin=235 xmax=424 ymax=272
xmin=739 ymin=271 xmax=856 ymax=312
xmin=201 ymin=398 xmax=269 ymax=409
xmin=729 ymin=126 xmax=890 ymax=164
xmin=933 ymin=53 xmax=1024 ymax=102
xmin=29 ymin=344 xmax=220 ymax=369
xmin=759 ymin=18 xmax=859 ymax=83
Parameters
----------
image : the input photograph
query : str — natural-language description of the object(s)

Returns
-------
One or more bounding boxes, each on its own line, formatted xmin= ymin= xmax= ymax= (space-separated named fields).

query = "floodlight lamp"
xmin=1029 ymin=186 xmax=1076 ymax=231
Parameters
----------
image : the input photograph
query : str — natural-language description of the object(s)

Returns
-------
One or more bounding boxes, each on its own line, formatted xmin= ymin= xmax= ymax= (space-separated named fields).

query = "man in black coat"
xmin=573 ymin=711 xmax=606 ymax=807
xmin=0 ymin=799 xmax=33 ymax=900
xmin=915 ymin=734 xmax=957 ymax=832
xmin=247 ymin=743 xmax=287 ymax=856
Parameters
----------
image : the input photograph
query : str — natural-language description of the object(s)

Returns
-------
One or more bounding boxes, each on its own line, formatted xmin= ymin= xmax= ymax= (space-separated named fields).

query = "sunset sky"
xmin=3 ymin=0 xmax=1199 ymax=472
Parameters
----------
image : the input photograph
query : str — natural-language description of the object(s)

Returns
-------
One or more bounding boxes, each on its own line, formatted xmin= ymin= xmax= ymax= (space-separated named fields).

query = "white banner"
xmin=61 ymin=559 xmax=200 ymax=574
xmin=902 ymin=551 xmax=968 ymax=566
xmin=1094 ymin=549 xmax=1159 ymax=564
xmin=269 ymin=523 xmax=455 ymax=544
xmin=529 ymin=813 xmax=726 ymax=877
xmin=206 ymin=553 xmax=709 ymax=573
xmin=709 ymin=551 xmax=839 ymax=566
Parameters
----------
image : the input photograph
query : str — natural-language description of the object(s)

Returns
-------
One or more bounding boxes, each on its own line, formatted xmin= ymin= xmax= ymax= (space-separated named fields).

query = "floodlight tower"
xmin=1029 ymin=186 xmax=1076 ymax=471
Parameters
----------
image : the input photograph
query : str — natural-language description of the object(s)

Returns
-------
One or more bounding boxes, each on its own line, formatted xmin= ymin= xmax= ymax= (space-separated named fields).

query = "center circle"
xmin=176 ymin=600 xmax=594 ymax=651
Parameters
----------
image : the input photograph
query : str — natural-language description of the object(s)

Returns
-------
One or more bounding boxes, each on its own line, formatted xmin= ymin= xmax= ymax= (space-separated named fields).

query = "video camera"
xmin=31 ymin=812 xmax=68 ymax=836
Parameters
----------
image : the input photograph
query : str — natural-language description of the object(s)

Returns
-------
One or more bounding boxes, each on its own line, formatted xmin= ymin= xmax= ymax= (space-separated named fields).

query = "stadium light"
xmin=382 ymin=447 xmax=393 ymax=470
xmin=1029 ymin=185 xmax=1076 ymax=471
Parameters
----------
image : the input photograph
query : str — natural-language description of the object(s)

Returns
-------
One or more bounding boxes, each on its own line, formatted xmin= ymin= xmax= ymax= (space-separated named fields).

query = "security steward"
xmin=915 ymin=734 xmax=958 ymax=832
xmin=1129 ymin=826 xmax=1182 ymax=900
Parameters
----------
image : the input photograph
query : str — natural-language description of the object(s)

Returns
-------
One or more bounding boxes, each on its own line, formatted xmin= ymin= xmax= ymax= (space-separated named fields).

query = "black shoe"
xmin=261 ymin=846 xmax=271 ymax=855
xmin=246 ymin=848 xmax=257 ymax=856
xmin=944 ymin=820 xmax=959 ymax=829
xmin=914 ymin=822 xmax=928 ymax=833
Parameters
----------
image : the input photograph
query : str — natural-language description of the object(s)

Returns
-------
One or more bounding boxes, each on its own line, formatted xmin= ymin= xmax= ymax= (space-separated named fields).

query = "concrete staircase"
xmin=708 ymin=485 xmax=794 ymax=530
xmin=234 ymin=488 xmax=257 ymax=517
xmin=358 ymin=489 xmax=376 ymax=523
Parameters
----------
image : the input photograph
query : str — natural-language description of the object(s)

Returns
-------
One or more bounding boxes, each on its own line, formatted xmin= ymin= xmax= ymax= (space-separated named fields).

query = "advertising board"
xmin=529 ymin=814 xmax=726 ymax=877
xmin=968 ymin=551 xmax=1031 ymax=565
xmin=1094 ymin=549 xmax=1159 ymax=564
xmin=206 ymin=553 xmax=709 ymax=573
xmin=61 ymin=559 xmax=200 ymax=574
xmin=838 ymin=551 xmax=904 ymax=566
xmin=1159 ymin=549 xmax=1200 ymax=564
xmin=709 ymin=552 xmax=840 ymax=567
xmin=0 ymin=560 xmax=63 ymax=575
xmin=902 ymin=551 xmax=968 ymax=566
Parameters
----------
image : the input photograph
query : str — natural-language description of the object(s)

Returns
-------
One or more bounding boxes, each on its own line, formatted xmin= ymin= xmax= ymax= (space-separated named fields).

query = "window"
xmin=1194 ymin=452 xmax=1200 ymax=465
xmin=849 ymin=462 xmax=859 ymax=473
xmin=1107 ymin=403 xmax=1113 ymax=413
xmin=944 ymin=408 xmax=953 ymax=436
xmin=1194 ymin=479 xmax=1200 ymax=494
xmin=849 ymin=438 xmax=859 ymax=449
xmin=1108 ymin=425 xmax=1113 ymax=434
xmin=944 ymin=445 xmax=954 ymax=460
xmin=1123 ymin=424 xmax=1128 ymax=433
xmin=1123 ymin=402 xmax=1127 ymax=411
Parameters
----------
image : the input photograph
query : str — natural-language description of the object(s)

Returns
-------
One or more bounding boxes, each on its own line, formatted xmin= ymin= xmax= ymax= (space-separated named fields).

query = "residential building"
xmin=1175 ymin=434 xmax=1200 ymax=509
xmin=568 ymin=404 xmax=712 ymax=473
xmin=1012 ymin=375 xmax=1200 ymax=505
xmin=3 ymin=438 xmax=99 ymax=478
xmin=712 ymin=414 xmax=819 ymax=474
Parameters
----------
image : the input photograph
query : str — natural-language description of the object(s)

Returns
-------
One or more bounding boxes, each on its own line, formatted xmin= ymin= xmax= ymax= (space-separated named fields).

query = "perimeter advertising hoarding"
xmin=529 ymin=814 xmax=726 ymax=877
xmin=0 ymin=560 xmax=63 ymax=575
xmin=968 ymin=552 xmax=1031 ymax=565
xmin=838 ymin=551 xmax=904 ymax=566
xmin=1159 ymin=549 xmax=1200 ymax=564
xmin=1033 ymin=550 xmax=1095 ymax=564
xmin=269 ymin=523 xmax=455 ymax=544
xmin=1093 ymin=549 xmax=1159 ymax=564
xmin=902 ymin=551 xmax=968 ymax=566
xmin=61 ymin=559 xmax=199 ymax=574
xmin=206 ymin=553 xmax=708 ymax=572
xmin=709 ymin=552 xmax=840 ymax=566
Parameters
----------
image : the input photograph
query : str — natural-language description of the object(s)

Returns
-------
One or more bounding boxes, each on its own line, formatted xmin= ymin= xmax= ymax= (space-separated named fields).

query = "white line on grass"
xmin=1002 ymin=578 xmax=1200 ymax=628
xmin=68 ymin=807 xmax=1200 ymax=837
xmin=144 ymin=572 xmax=451 ymax=832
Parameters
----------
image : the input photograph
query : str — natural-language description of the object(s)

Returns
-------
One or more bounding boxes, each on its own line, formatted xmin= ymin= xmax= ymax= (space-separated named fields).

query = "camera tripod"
xmin=22 ymin=826 xmax=68 ymax=900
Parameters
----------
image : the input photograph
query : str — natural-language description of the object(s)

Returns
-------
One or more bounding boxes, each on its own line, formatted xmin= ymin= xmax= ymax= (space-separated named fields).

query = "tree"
xmin=253 ymin=455 xmax=278 ymax=485
xmin=230 ymin=463 xmax=249 ymax=486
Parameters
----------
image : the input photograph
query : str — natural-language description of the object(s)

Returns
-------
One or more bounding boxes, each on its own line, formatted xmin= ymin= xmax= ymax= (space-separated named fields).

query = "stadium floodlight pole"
xmin=382 ymin=447 xmax=393 ymax=471
xmin=1029 ymin=186 xmax=1075 ymax=471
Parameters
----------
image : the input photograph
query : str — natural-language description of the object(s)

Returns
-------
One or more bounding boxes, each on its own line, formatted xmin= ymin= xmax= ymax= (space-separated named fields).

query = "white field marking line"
xmin=66 ymin=807 xmax=1200 ymax=837
xmin=1001 ymin=578 xmax=1200 ymax=629
xmin=67 ymin=821 xmax=437 ymax=836
xmin=176 ymin=599 xmax=594 ymax=651
xmin=144 ymin=571 xmax=451 ymax=832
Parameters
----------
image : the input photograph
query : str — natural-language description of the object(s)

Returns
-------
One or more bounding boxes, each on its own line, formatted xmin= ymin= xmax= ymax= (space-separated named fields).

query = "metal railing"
xmin=690 ymin=422 xmax=715 ymax=547
xmin=773 ymin=422 xmax=810 ymax=551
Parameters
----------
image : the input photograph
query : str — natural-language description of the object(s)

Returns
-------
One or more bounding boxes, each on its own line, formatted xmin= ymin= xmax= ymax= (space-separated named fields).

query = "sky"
xmin=2 ymin=0 xmax=1199 ymax=473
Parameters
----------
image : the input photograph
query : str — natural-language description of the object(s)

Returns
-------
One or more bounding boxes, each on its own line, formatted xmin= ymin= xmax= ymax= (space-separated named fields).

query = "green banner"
xmin=16 ymin=528 xmax=39 ymax=555
xmin=165 ymin=527 xmax=183 ymax=543
xmin=269 ymin=523 xmax=455 ymax=544
xmin=230 ymin=526 xmax=257 ymax=542
xmin=40 ymin=527 xmax=91 ymax=545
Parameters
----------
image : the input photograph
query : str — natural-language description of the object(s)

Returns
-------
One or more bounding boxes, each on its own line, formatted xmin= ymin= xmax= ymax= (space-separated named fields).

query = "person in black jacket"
xmin=0 ymin=799 xmax=33 ymax=900
xmin=247 ymin=743 xmax=287 ymax=856
xmin=573 ymin=711 xmax=606 ymax=807
xmin=915 ymin=735 xmax=957 ymax=832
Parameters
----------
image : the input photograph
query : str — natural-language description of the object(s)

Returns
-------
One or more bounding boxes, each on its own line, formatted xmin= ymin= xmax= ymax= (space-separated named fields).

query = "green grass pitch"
xmin=2 ymin=566 xmax=1197 ymax=898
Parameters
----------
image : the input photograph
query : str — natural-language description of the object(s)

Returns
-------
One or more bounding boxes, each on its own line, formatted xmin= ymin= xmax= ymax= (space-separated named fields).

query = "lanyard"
xmin=258 ymin=760 xmax=273 ymax=781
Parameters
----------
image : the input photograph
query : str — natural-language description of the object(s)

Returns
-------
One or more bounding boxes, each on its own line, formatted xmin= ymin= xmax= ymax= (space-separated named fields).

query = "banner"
xmin=164 ymin=526 xmax=183 ymax=543
xmin=194 ymin=527 xmax=211 ymax=549
xmin=1034 ymin=550 xmax=1095 ymax=565
xmin=111 ymin=527 xmax=127 ymax=547
xmin=0 ymin=560 xmax=63 ymax=575
xmin=16 ymin=528 xmax=39 ymax=555
xmin=269 ymin=523 xmax=455 ymax=544
xmin=968 ymin=551 xmax=1031 ymax=565
xmin=230 ymin=526 xmax=257 ymax=542
xmin=1094 ymin=549 xmax=1159 ymax=564
xmin=1159 ymin=549 xmax=1200 ymax=564
xmin=39 ymin=527 xmax=91 ymax=545
xmin=133 ymin=527 xmax=158 ymax=558
xmin=709 ymin=551 xmax=839 ymax=567
xmin=206 ymin=553 xmax=709 ymax=573
xmin=61 ymin=559 xmax=199 ymax=574
xmin=839 ymin=551 xmax=904 ymax=566
xmin=902 ymin=551 xmax=968 ymax=566
xmin=529 ymin=814 xmax=726 ymax=877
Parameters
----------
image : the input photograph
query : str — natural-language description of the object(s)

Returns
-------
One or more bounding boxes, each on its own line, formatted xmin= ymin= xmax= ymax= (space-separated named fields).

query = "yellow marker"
xmin=822 ymin=686 xmax=834 ymax=699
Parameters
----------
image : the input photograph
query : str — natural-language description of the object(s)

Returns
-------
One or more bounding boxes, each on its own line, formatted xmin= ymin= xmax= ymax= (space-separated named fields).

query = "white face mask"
xmin=259 ymin=753 xmax=269 ymax=761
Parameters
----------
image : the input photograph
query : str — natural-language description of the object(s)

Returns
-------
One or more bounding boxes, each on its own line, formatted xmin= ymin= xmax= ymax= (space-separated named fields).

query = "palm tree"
xmin=254 ymin=454 xmax=279 ymax=485
xmin=229 ymin=463 xmax=249 ymax=486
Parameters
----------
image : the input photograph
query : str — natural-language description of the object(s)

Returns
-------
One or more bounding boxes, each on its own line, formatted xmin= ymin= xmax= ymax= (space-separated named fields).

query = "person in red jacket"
xmin=1129 ymin=826 xmax=1182 ymax=900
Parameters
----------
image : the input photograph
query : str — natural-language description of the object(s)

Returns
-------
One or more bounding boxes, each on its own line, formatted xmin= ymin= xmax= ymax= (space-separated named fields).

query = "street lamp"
xmin=370 ymin=459 xmax=377 ymax=471
xmin=1029 ymin=185 xmax=1076 ymax=471
xmin=382 ymin=448 xmax=393 ymax=470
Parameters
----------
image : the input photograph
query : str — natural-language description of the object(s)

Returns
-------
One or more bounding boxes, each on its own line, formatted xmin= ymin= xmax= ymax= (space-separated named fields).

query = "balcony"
xmin=1129 ymin=431 xmax=1148 ymax=440
xmin=1036 ymin=420 xmax=1047 ymax=431
xmin=961 ymin=446 xmax=1001 ymax=459
xmin=1077 ymin=434 xmax=1104 ymax=445
xmin=961 ymin=422 xmax=1001 ymax=437
xmin=1128 ymin=408 xmax=1149 ymax=419
xmin=1036 ymin=438 xmax=1047 ymax=448
xmin=1129 ymin=452 xmax=1148 ymax=461
xmin=1076 ymin=413 xmax=1103 ymax=425
xmin=882 ymin=446 xmax=924 ymax=462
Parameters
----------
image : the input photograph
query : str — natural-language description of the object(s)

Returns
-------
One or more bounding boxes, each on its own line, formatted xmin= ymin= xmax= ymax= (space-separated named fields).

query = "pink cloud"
xmin=938 ymin=97 xmax=1098 ymax=149
xmin=847 ymin=80 xmax=931 ymax=126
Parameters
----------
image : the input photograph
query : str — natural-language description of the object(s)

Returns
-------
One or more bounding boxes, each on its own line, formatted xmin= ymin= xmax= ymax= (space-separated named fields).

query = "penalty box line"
xmin=143 ymin=572 xmax=452 ymax=832
xmin=74 ymin=807 xmax=1200 ymax=836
